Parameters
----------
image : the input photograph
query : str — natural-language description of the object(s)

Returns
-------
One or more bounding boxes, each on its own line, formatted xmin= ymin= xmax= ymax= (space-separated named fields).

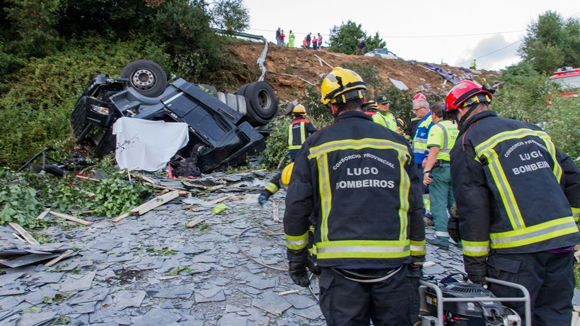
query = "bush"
xmin=262 ymin=116 xmax=291 ymax=170
xmin=0 ymin=37 xmax=170 ymax=167
xmin=493 ymin=76 xmax=579 ymax=162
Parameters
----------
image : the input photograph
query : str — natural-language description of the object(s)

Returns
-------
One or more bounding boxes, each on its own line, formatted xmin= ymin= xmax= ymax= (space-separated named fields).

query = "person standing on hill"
xmin=317 ymin=33 xmax=323 ymax=48
xmin=276 ymin=28 xmax=281 ymax=45
xmin=306 ymin=32 xmax=312 ymax=49
xmin=280 ymin=30 xmax=285 ymax=46
xmin=357 ymin=38 xmax=366 ymax=55
xmin=288 ymin=30 xmax=295 ymax=47
xmin=312 ymin=37 xmax=318 ymax=50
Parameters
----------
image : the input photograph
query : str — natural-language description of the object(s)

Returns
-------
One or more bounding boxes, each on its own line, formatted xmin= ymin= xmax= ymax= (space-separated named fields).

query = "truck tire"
xmin=121 ymin=60 xmax=167 ymax=97
xmin=244 ymin=81 xmax=278 ymax=126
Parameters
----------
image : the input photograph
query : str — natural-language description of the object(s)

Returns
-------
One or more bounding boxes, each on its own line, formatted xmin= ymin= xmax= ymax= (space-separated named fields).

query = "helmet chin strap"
xmin=455 ymin=102 xmax=480 ymax=128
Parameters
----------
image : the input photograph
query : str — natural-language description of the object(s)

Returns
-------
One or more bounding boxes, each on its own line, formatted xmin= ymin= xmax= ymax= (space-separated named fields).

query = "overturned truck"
xmin=71 ymin=60 xmax=278 ymax=173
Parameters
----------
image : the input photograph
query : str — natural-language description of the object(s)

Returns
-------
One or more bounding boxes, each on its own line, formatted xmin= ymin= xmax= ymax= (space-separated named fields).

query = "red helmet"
xmin=413 ymin=93 xmax=426 ymax=101
xmin=445 ymin=80 xmax=492 ymax=111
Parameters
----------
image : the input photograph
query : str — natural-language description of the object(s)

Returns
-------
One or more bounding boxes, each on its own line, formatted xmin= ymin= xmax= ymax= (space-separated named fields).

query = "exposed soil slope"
xmin=228 ymin=42 xmax=501 ymax=101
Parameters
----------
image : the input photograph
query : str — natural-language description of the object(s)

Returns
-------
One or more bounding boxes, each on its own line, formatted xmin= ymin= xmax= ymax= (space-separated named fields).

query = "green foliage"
xmin=0 ymin=37 xmax=169 ymax=167
xmin=3 ymin=0 xmax=62 ymax=58
xmin=328 ymin=21 xmax=386 ymax=55
xmin=92 ymin=172 xmax=152 ymax=218
xmin=210 ymin=0 xmax=250 ymax=32
xmin=262 ymin=116 xmax=292 ymax=169
xmin=501 ymin=62 xmax=540 ymax=85
xmin=0 ymin=169 xmax=45 ymax=229
xmin=519 ymin=11 xmax=580 ymax=74
xmin=493 ymin=76 xmax=579 ymax=161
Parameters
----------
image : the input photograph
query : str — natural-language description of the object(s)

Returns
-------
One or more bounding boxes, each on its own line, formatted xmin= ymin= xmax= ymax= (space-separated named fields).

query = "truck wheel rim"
xmin=257 ymin=89 xmax=271 ymax=112
xmin=132 ymin=69 xmax=155 ymax=89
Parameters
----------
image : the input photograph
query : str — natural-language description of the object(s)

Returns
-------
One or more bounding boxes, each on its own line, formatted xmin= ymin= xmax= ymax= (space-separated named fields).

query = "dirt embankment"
xmin=227 ymin=42 xmax=501 ymax=101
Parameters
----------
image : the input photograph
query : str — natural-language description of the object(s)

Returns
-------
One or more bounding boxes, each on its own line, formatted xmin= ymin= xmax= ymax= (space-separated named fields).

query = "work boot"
xmin=427 ymin=237 xmax=449 ymax=250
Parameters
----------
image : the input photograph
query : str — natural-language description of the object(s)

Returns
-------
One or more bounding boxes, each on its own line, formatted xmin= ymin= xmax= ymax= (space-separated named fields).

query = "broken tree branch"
xmin=314 ymin=54 xmax=333 ymax=69
xmin=267 ymin=71 xmax=316 ymax=86
xmin=9 ymin=223 xmax=40 ymax=245
xmin=49 ymin=211 xmax=92 ymax=226
xmin=45 ymin=249 xmax=75 ymax=267
xmin=36 ymin=208 xmax=51 ymax=220
xmin=131 ymin=190 xmax=180 ymax=216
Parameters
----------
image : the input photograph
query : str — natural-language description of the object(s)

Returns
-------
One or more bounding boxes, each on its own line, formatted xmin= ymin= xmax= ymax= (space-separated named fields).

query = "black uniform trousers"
xmin=487 ymin=251 xmax=574 ymax=326
xmin=318 ymin=265 xmax=418 ymax=326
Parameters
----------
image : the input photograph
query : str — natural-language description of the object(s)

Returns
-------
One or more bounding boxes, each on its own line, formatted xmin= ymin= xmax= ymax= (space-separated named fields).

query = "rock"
xmin=59 ymin=272 xmax=96 ymax=292
xmin=112 ymin=290 xmax=146 ymax=310
xmin=252 ymin=291 xmax=292 ymax=315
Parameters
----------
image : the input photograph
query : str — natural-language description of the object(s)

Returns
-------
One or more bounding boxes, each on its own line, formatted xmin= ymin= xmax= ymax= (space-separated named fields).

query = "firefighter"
xmin=446 ymin=80 xmax=580 ymax=325
xmin=284 ymin=67 xmax=425 ymax=325
xmin=287 ymin=104 xmax=317 ymax=161
xmin=422 ymin=102 xmax=459 ymax=249
xmin=375 ymin=94 xmax=398 ymax=132
xmin=258 ymin=163 xmax=293 ymax=206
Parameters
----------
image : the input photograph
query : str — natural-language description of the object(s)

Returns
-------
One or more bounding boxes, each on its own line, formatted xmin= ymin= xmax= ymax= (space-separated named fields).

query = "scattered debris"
xmin=130 ymin=190 xmax=180 ymax=216
xmin=389 ymin=77 xmax=409 ymax=91
xmin=48 ymin=211 xmax=92 ymax=226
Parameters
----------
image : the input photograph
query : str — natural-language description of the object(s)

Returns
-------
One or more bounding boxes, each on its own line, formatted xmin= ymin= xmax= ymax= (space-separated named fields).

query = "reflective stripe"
xmin=435 ymin=231 xmax=449 ymax=237
xmin=265 ymin=182 xmax=279 ymax=194
xmin=572 ymin=207 xmax=580 ymax=223
xmin=288 ymin=145 xmax=301 ymax=150
xmin=414 ymin=138 xmax=428 ymax=144
xmin=288 ymin=124 xmax=294 ymax=147
xmin=308 ymin=138 xmax=409 ymax=159
xmin=316 ymin=240 xmax=410 ymax=259
xmin=318 ymin=154 xmax=332 ymax=242
xmin=490 ymin=216 xmax=578 ymax=249
xmin=539 ymin=136 xmax=563 ymax=182
xmin=474 ymin=128 xmax=563 ymax=183
xmin=482 ymin=150 xmax=525 ymax=230
xmin=413 ymin=147 xmax=428 ymax=154
xmin=398 ymin=152 xmax=410 ymax=240
xmin=300 ymin=122 xmax=306 ymax=144
xmin=410 ymin=240 xmax=426 ymax=256
xmin=475 ymin=128 xmax=550 ymax=156
xmin=462 ymin=240 xmax=490 ymax=257
xmin=285 ymin=231 xmax=309 ymax=250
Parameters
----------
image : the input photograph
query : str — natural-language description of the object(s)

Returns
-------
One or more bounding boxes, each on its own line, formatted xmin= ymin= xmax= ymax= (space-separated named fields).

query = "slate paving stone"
xmin=195 ymin=289 xmax=226 ymax=303
xmin=18 ymin=311 xmax=58 ymax=326
xmin=60 ymin=272 xmax=95 ymax=292
xmin=0 ymin=313 xmax=20 ymax=325
xmin=22 ymin=288 xmax=60 ymax=305
xmin=160 ymin=300 xmax=195 ymax=309
xmin=82 ymin=252 xmax=108 ymax=262
xmin=225 ymin=304 xmax=245 ymax=313
xmin=0 ymin=272 xmax=24 ymax=286
xmin=192 ymin=254 xmax=218 ymax=263
xmin=0 ymin=281 xmax=27 ymax=296
xmin=59 ymin=302 xmax=97 ymax=314
xmin=1 ymin=253 xmax=60 ymax=268
xmin=107 ymin=253 xmax=134 ymax=263
xmin=217 ymin=314 xmax=249 ymax=326
xmin=25 ymin=272 xmax=64 ymax=285
xmin=284 ymin=293 xmax=317 ymax=309
xmin=0 ymin=295 xmax=23 ymax=310
xmin=188 ymin=263 xmax=212 ymax=274
xmin=88 ymin=307 xmax=127 ymax=324
xmin=145 ymin=286 xmax=193 ymax=299
xmin=291 ymin=305 xmax=324 ymax=320
xmin=246 ymin=274 xmax=278 ymax=290
xmin=89 ymin=240 xmax=122 ymax=252
xmin=68 ymin=287 xmax=109 ymax=305
xmin=252 ymin=291 xmax=292 ymax=315
xmin=131 ymin=308 xmax=181 ymax=326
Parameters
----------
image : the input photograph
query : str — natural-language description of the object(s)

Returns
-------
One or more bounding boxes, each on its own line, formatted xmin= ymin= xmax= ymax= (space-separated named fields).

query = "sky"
xmin=241 ymin=0 xmax=580 ymax=71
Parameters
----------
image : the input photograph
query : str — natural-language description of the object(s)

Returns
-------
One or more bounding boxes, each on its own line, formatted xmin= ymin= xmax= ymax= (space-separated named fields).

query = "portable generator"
xmin=419 ymin=274 xmax=531 ymax=326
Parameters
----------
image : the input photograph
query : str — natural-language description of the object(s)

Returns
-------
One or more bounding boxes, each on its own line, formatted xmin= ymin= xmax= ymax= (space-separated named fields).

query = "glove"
xmin=468 ymin=274 xmax=487 ymax=284
xmin=289 ymin=261 xmax=310 ymax=287
xmin=307 ymin=257 xmax=321 ymax=276
xmin=409 ymin=256 xmax=424 ymax=277
xmin=258 ymin=194 xmax=268 ymax=207
xmin=447 ymin=214 xmax=460 ymax=243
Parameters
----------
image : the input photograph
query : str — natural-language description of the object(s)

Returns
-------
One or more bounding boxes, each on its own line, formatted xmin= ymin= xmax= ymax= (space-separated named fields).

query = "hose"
xmin=236 ymin=227 xmax=288 ymax=272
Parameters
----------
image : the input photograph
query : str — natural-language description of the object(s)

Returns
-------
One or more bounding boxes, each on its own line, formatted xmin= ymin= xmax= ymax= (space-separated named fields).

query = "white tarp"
xmin=112 ymin=118 xmax=189 ymax=171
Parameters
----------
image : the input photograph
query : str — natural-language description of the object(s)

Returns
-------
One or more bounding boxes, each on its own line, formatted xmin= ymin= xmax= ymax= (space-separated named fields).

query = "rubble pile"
xmin=1 ymin=170 xmax=579 ymax=325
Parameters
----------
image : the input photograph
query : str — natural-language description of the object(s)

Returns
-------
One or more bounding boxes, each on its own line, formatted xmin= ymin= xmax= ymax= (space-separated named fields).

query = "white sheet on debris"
xmin=112 ymin=118 xmax=189 ymax=172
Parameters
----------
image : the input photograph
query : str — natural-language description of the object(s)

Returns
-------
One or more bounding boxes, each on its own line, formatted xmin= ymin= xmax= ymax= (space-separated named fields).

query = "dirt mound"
xmin=228 ymin=42 xmax=501 ymax=101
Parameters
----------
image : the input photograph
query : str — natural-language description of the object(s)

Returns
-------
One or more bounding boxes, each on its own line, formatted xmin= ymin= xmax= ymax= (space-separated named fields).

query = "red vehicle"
xmin=549 ymin=67 xmax=580 ymax=98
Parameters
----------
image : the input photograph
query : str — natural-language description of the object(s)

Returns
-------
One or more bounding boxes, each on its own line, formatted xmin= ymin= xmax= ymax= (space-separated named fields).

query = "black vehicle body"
xmin=71 ymin=75 xmax=269 ymax=173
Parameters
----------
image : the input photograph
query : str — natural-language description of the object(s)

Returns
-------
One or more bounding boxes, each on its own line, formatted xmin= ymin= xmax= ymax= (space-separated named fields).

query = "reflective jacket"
xmin=288 ymin=118 xmax=317 ymax=160
xmin=427 ymin=120 xmax=459 ymax=162
xmin=450 ymin=111 xmax=580 ymax=277
xmin=377 ymin=111 xmax=398 ymax=132
xmin=261 ymin=172 xmax=282 ymax=199
xmin=284 ymin=111 xmax=425 ymax=268
xmin=413 ymin=113 xmax=434 ymax=164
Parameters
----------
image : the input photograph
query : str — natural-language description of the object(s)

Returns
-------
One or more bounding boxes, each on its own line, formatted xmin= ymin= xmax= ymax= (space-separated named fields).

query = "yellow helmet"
xmin=362 ymin=100 xmax=378 ymax=111
xmin=281 ymin=163 xmax=294 ymax=189
xmin=292 ymin=104 xmax=306 ymax=115
xmin=320 ymin=67 xmax=366 ymax=105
